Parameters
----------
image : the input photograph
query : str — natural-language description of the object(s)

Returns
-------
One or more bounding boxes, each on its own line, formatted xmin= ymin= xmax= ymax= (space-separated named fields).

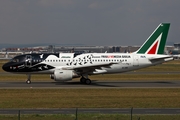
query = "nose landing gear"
xmin=26 ymin=74 xmax=31 ymax=84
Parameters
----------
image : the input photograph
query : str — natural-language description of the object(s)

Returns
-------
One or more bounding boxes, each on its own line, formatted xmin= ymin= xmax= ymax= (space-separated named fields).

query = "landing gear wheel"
xmin=80 ymin=77 xmax=86 ymax=83
xmin=80 ymin=75 xmax=91 ymax=85
xmin=26 ymin=80 xmax=31 ymax=84
xmin=85 ymin=79 xmax=91 ymax=85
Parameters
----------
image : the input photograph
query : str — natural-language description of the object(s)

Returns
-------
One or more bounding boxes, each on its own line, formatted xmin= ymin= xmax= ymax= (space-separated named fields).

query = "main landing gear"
xmin=26 ymin=74 xmax=31 ymax=84
xmin=80 ymin=76 xmax=91 ymax=85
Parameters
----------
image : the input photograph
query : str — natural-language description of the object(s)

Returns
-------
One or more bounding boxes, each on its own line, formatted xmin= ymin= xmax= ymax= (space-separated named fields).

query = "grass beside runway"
xmin=0 ymin=88 xmax=180 ymax=108
xmin=0 ymin=114 xmax=180 ymax=120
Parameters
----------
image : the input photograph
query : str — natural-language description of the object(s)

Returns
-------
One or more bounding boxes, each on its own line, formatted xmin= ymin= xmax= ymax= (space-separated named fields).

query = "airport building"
xmin=168 ymin=43 xmax=180 ymax=56
xmin=174 ymin=43 xmax=180 ymax=50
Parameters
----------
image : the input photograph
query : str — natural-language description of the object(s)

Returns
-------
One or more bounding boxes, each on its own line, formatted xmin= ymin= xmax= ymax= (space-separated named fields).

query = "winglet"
xmin=135 ymin=23 xmax=170 ymax=54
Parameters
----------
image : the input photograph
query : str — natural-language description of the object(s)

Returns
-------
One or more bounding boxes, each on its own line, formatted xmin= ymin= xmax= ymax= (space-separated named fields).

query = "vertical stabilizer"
xmin=135 ymin=23 xmax=170 ymax=54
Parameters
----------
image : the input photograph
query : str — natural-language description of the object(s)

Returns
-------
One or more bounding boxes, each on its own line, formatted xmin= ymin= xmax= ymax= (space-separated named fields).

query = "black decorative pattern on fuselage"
xmin=66 ymin=54 xmax=93 ymax=66
xmin=3 ymin=53 xmax=59 ymax=73
xmin=27 ymin=64 xmax=54 ymax=72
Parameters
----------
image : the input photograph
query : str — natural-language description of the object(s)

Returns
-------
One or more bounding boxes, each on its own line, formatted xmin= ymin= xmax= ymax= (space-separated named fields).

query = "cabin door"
xmin=25 ymin=55 xmax=32 ymax=67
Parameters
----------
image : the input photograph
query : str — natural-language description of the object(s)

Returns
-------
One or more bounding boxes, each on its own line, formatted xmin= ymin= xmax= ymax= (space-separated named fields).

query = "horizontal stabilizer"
xmin=148 ymin=56 xmax=173 ymax=63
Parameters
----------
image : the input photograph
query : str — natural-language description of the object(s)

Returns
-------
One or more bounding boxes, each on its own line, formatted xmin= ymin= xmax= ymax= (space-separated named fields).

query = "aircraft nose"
xmin=2 ymin=63 xmax=9 ymax=72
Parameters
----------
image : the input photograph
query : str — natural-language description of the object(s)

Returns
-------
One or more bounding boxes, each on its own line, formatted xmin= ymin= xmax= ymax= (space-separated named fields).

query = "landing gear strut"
xmin=80 ymin=75 xmax=91 ymax=85
xmin=26 ymin=74 xmax=31 ymax=84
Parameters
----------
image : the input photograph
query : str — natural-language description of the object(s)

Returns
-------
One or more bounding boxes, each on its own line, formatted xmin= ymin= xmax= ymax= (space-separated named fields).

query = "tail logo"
xmin=147 ymin=33 xmax=162 ymax=54
xmin=147 ymin=41 xmax=158 ymax=54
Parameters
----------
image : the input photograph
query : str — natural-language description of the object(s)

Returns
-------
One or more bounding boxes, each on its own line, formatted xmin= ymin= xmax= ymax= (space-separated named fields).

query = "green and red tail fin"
xmin=135 ymin=23 xmax=170 ymax=54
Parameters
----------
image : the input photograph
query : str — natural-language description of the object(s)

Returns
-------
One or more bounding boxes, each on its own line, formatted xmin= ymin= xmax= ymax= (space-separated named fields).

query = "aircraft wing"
xmin=62 ymin=62 xmax=119 ymax=74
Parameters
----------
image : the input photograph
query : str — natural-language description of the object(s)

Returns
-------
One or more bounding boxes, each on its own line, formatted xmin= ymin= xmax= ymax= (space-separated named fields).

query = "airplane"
xmin=2 ymin=23 xmax=173 ymax=85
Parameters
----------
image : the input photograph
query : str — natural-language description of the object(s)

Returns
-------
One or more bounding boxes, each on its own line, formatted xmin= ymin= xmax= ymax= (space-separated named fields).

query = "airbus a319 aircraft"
xmin=2 ymin=23 xmax=173 ymax=85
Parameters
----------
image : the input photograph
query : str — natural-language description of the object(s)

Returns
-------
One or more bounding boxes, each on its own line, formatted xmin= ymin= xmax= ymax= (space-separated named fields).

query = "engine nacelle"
xmin=50 ymin=70 xmax=79 ymax=81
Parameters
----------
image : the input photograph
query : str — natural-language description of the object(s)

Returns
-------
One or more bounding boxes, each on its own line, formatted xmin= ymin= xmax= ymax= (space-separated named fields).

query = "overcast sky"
xmin=0 ymin=0 xmax=179 ymax=46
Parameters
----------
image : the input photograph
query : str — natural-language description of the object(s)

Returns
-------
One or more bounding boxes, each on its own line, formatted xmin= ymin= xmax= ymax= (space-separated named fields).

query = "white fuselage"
xmin=37 ymin=53 xmax=173 ymax=75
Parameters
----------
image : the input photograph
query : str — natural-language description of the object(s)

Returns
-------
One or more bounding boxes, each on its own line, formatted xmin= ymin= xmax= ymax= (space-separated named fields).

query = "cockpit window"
xmin=11 ymin=55 xmax=25 ymax=62
xmin=12 ymin=58 xmax=19 ymax=62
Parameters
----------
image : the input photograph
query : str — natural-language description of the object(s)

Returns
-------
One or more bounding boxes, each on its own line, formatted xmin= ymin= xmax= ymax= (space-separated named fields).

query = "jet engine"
xmin=50 ymin=70 xmax=79 ymax=81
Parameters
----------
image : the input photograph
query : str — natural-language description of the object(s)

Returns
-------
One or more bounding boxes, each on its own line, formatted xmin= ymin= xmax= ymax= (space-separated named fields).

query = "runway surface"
xmin=0 ymin=108 xmax=180 ymax=115
xmin=0 ymin=80 xmax=180 ymax=89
